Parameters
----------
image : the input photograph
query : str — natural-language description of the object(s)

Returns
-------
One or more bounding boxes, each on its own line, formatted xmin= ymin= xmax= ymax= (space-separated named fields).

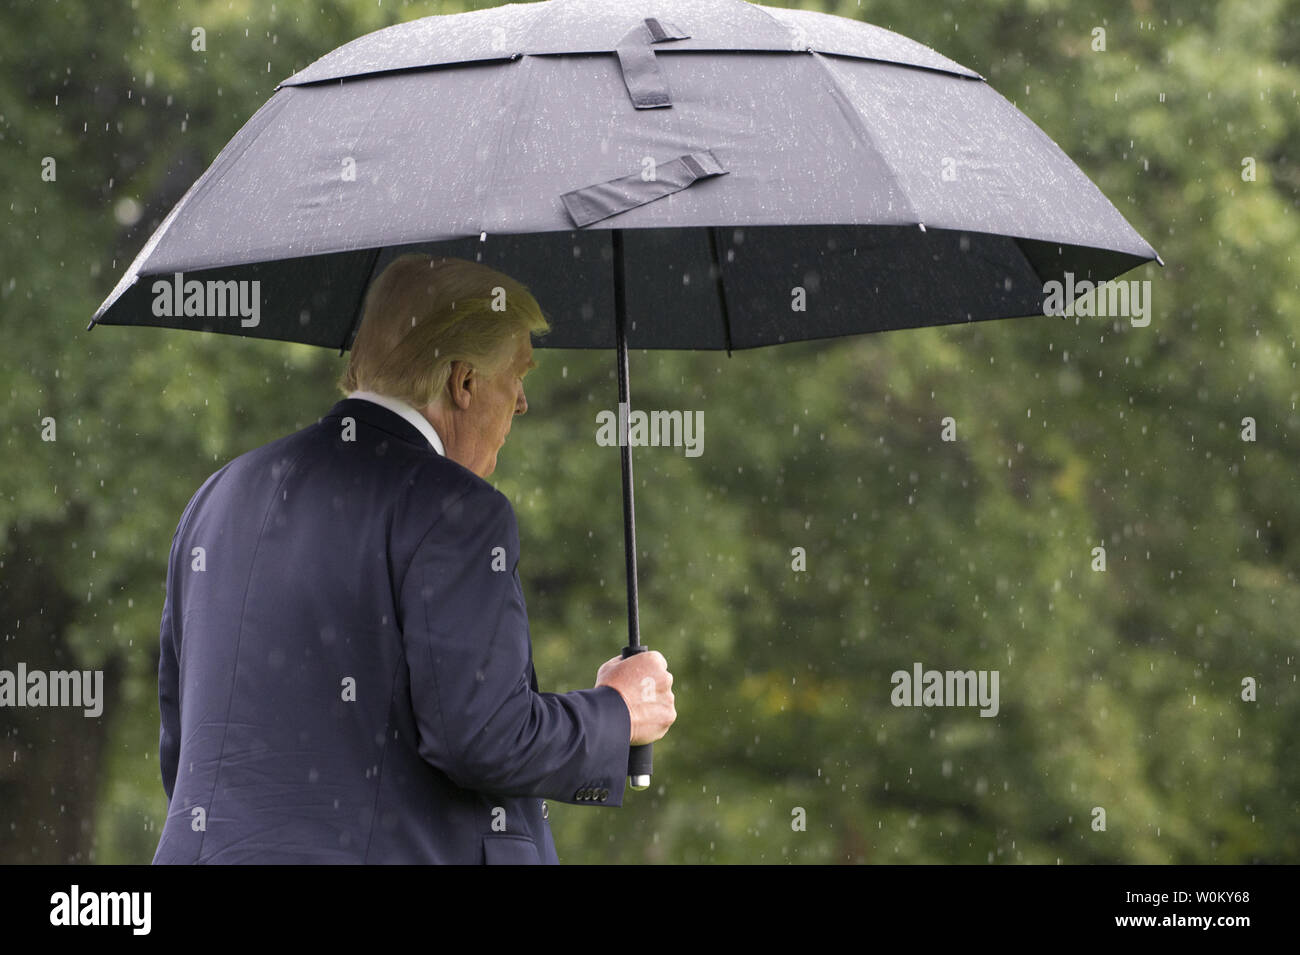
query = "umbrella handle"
xmin=622 ymin=643 xmax=653 ymax=790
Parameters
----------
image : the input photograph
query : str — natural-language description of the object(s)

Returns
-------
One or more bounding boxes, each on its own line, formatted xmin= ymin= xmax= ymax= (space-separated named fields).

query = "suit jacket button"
xmin=542 ymin=801 xmax=549 ymax=819
xmin=599 ymin=788 xmax=609 ymax=801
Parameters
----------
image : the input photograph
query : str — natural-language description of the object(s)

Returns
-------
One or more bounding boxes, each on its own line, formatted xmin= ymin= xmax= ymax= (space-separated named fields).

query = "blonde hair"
xmin=339 ymin=254 xmax=549 ymax=407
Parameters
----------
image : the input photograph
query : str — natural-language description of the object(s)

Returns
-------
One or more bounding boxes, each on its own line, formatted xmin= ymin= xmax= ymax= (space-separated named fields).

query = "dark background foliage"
xmin=1 ymin=0 xmax=1296 ymax=863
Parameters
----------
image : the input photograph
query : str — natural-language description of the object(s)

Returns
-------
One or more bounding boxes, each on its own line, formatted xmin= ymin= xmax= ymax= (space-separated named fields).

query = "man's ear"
xmin=446 ymin=360 xmax=475 ymax=411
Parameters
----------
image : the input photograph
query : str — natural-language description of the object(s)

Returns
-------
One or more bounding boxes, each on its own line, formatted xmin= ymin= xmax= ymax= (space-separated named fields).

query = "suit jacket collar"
xmin=320 ymin=398 xmax=436 ymax=453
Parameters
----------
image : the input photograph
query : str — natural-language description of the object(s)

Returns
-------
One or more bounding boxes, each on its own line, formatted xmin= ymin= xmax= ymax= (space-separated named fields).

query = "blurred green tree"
xmin=1 ymin=0 xmax=1295 ymax=864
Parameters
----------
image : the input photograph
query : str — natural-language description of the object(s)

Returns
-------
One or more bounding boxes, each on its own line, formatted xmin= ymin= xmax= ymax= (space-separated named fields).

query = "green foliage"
xmin=1 ymin=0 xmax=1295 ymax=863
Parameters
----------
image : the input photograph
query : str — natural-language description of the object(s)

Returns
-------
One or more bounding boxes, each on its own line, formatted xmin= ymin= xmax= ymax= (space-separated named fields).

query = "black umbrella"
xmin=90 ymin=0 xmax=1161 ymax=790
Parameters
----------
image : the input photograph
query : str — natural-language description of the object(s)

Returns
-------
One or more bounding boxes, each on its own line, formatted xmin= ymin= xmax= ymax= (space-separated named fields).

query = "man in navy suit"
xmin=154 ymin=254 xmax=676 ymax=863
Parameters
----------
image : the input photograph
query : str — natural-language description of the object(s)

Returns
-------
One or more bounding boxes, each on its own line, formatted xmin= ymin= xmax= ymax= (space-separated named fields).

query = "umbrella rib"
xmin=475 ymin=0 xmax=566 ymax=236
xmin=706 ymin=226 xmax=734 ymax=356
xmin=476 ymin=54 xmax=536 ymax=235
xmin=804 ymin=50 xmax=923 ymax=228
xmin=337 ymin=246 xmax=384 ymax=354
xmin=1010 ymin=236 xmax=1046 ymax=288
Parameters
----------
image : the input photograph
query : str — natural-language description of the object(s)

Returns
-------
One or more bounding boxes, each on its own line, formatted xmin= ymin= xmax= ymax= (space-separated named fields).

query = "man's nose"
xmin=516 ymin=388 xmax=527 ymax=415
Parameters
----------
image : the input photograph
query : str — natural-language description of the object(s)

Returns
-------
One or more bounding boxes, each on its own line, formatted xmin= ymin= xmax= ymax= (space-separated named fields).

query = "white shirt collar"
xmin=347 ymin=390 xmax=446 ymax=456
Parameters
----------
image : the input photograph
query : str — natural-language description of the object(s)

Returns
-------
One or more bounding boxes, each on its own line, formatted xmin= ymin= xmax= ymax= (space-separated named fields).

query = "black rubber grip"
xmin=628 ymin=741 xmax=653 ymax=780
xmin=622 ymin=644 xmax=653 ymax=789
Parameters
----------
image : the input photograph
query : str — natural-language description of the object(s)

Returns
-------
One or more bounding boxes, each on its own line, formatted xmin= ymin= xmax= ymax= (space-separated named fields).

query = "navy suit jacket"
xmin=154 ymin=398 xmax=630 ymax=864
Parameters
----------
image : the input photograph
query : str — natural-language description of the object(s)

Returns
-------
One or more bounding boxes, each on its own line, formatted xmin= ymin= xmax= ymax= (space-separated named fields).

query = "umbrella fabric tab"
xmin=561 ymin=150 xmax=727 ymax=228
xmin=616 ymin=17 xmax=690 ymax=109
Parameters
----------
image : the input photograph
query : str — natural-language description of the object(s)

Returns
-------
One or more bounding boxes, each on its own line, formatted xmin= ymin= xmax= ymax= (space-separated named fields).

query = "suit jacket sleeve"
xmin=399 ymin=482 xmax=631 ymax=806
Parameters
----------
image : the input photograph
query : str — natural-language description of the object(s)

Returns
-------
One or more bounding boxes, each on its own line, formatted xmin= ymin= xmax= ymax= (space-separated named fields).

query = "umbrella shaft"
xmin=613 ymin=230 xmax=641 ymax=650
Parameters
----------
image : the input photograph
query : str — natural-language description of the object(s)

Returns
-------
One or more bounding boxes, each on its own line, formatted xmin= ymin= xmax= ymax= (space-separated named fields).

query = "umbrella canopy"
xmin=90 ymin=0 xmax=1161 ymax=789
xmin=90 ymin=0 xmax=1159 ymax=352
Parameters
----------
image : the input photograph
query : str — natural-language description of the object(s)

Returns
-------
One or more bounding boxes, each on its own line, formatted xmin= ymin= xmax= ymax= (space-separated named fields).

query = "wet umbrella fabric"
xmin=91 ymin=0 xmax=1158 ymax=351
xmin=90 ymin=0 xmax=1161 ymax=787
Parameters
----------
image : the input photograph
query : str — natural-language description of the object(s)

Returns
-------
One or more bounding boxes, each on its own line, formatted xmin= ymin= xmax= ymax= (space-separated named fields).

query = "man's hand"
xmin=595 ymin=651 xmax=677 ymax=746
